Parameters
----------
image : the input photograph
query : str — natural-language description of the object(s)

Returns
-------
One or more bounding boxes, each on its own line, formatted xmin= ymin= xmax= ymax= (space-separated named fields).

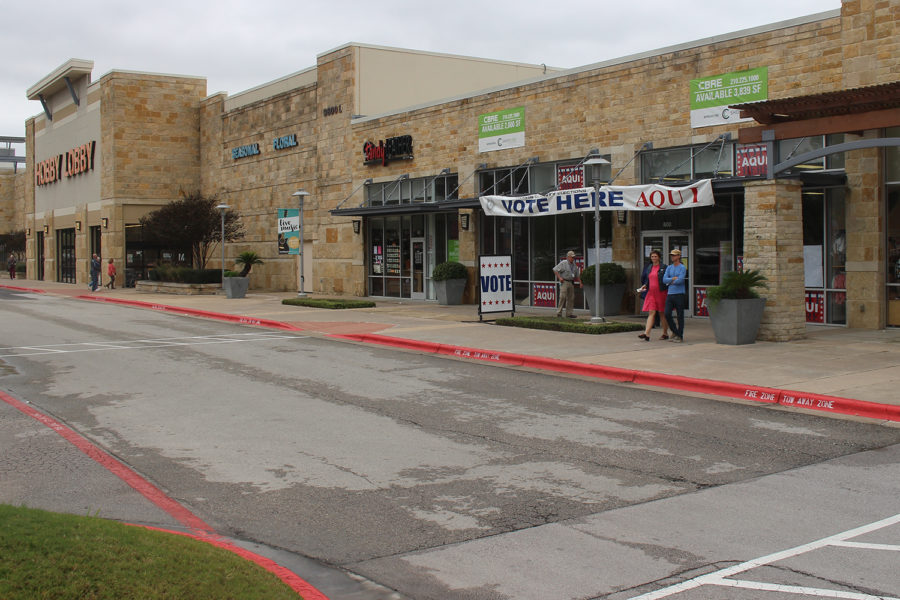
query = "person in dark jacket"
xmin=636 ymin=250 xmax=670 ymax=340
xmin=89 ymin=253 xmax=101 ymax=292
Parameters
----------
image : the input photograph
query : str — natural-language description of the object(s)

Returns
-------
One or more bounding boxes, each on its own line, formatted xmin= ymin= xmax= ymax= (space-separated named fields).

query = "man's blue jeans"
xmin=664 ymin=293 xmax=686 ymax=339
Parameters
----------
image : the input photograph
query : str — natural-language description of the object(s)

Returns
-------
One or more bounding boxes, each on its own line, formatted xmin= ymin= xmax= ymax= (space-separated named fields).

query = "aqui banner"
xmin=690 ymin=67 xmax=767 ymax=128
xmin=478 ymin=106 xmax=525 ymax=153
xmin=277 ymin=208 xmax=300 ymax=255
xmin=479 ymin=180 xmax=714 ymax=218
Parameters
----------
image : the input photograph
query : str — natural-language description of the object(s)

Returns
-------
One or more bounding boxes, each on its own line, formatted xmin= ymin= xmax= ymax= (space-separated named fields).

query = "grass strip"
xmin=495 ymin=315 xmax=643 ymax=335
xmin=0 ymin=504 xmax=302 ymax=600
xmin=282 ymin=298 xmax=376 ymax=309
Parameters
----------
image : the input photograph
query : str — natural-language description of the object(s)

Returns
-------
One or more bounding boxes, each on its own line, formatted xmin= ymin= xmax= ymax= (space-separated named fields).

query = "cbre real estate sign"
xmin=690 ymin=67 xmax=767 ymax=128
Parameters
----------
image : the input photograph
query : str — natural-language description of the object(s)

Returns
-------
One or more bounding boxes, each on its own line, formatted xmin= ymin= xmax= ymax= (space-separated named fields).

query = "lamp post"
xmin=584 ymin=156 xmax=611 ymax=323
xmin=292 ymin=190 xmax=310 ymax=297
xmin=215 ymin=203 xmax=229 ymax=289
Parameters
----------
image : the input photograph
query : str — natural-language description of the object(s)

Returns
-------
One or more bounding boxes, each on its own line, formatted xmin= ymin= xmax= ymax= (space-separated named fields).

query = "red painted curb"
xmin=0 ymin=283 xmax=47 ymax=294
xmin=75 ymin=295 xmax=303 ymax=332
xmin=0 ymin=389 xmax=330 ymax=599
xmin=328 ymin=334 xmax=900 ymax=423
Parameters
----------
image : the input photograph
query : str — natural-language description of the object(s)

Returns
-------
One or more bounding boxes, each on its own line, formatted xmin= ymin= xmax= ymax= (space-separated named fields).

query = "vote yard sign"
xmin=479 ymin=255 xmax=514 ymax=316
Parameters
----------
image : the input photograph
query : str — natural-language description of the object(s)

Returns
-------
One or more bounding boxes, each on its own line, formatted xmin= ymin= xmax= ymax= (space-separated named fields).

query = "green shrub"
xmin=432 ymin=261 xmax=468 ymax=281
xmin=224 ymin=270 xmax=241 ymax=278
xmin=235 ymin=251 xmax=263 ymax=277
xmin=705 ymin=269 xmax=767 ymax=306
xmin=580 ymin=262 xmax=626 ymax=286
xmin=15 ymin=263 xmax=25 ymax=274
xmin=148 ymin=266 xmax=221 ymax=284
xmin=495 ymin=315 xmax=642 ymax=335
xmin=282 ymin=298 xmax=376 ymax=309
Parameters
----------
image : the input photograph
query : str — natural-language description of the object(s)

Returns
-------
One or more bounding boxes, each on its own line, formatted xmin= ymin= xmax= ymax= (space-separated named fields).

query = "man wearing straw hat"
xmin=663 ymin=248 xmax=687 ymax=342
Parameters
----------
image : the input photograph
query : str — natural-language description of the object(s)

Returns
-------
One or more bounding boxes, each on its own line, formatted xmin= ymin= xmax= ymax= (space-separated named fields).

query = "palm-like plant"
xmin=706 ymin=269 xmax=768 ymax=305
xmin=234 ymin=251 xmax=264 ymax=277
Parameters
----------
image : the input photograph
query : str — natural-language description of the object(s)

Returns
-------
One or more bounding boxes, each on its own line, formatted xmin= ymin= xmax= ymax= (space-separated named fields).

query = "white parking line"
xmin=629 ymin=512 xmax=900 ymax=599
xmin=0 ymin=333 xmax=305 ymax=358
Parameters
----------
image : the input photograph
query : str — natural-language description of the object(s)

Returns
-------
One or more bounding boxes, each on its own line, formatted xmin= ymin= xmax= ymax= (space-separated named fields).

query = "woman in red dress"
xmin=637 ymin=250 xmax=670 ymax=341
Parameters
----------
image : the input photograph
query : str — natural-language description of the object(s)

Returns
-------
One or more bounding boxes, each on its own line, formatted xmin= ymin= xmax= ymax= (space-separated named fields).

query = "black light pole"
xmin=584 ymin=156 xmax=610 ymax=323
xmin=292 ymin=190 xmax=310 ymax=297
xmin=215 ymin=203 xmax=229 ymax=289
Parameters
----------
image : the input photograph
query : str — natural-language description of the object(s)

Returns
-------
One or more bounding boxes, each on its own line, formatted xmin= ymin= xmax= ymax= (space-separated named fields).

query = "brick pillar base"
xmin=743 ymin=179 xmax=806 ymax=341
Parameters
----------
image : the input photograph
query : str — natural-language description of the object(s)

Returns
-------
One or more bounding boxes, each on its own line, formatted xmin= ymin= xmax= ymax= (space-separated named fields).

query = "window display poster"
xmin=385 ymin=243 xmax=401 ymax=275
xmin=690 ymin=67 xmax=767 ymax=128
xmin=804 ymin=245 xmax=824 ymax=287
xmin=695 ymin=287 xmax=709 ymax=317
xmin=806 ymin=290 xmax=825 ymax=323
xmin=478 ymin=106 xmax=525 ymax=153
xmin=587 ymin=247 xmax=613 ymax=266
xmin=533 ymin=282 xmax=556 ymax=308
xmin=372 ymin=245 xmax=383 ymax=274
xmin=277 ymin=208 xmax=300 ymax=255
xmin=479 ymin=255 xmax=514 ymax=314
xmin=557 ymin=165 xmax=584 ymax=190
xmin=448 ymin=239 xmax=460 ymax=262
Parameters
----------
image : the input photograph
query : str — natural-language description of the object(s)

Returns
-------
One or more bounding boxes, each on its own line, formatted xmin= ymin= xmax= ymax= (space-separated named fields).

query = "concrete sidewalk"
xmin=4 ymin=278 xmax=900 ymax=423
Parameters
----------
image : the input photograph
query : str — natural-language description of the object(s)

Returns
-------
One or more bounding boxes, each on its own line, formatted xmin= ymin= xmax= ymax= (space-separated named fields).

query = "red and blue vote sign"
xmin=479 ymin=255 xmax=514 ymax=315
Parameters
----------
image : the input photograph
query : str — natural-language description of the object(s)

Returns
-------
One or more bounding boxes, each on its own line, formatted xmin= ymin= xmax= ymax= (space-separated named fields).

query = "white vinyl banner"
xmin=478 ymin=255 xmax=514 ymax=314
xmin=480 ymin=179 xmax=714 ymax=217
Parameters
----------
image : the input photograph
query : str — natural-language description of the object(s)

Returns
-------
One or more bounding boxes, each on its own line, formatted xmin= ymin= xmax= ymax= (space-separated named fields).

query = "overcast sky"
xmin=2 ymin=0 xmax=841 ymax=153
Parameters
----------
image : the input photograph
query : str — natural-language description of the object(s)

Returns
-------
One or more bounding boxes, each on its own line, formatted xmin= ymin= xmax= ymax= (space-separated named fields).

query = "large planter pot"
xmin=223 ymin=276 xmax=249 ymax=299
xmin=434 ymin=278 xmax=466 ymax=305
xmin=708 ymin=297 xmax=767 ymax=345
xmin=582 ymin=283 xmax=625 ymax=316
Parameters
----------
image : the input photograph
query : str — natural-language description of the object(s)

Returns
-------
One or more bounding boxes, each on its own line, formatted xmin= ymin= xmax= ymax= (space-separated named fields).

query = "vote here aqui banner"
xmin=479 ymin=180 xmax=714 ymax=218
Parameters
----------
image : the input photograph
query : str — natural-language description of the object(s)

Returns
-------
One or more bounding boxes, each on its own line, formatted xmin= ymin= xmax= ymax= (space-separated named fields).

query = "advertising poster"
xmin=736 ymin=143 xmax=768 ymax=177
xmin=478 ymin=106 xmax=525 ymax=153
xmin=533 ymin=282 xmax=556 ymax=308
xmin=557 ymin=165 xmax=584 ymax=190
xmin=806 ymin=290 xmax=825 ymax=323
xmin=479 ymin=255 xmax=514 ymax=315
xmin=448 ymin=239 xmax=460 ymax=262
xmin=690 ymin=67 xmax=767 ymax=128
xmin=277 ymin=208 xmax=300 ymax=255
xmin=695 ymin=287 xmax=709 ymax=317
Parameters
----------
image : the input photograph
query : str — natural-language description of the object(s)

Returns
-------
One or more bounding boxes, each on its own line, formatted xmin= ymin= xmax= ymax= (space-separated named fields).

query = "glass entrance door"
xmin=411 ymin=237 xmax=425 ymax=300
xmin=641 ymin=231 xmax=692 ymax=314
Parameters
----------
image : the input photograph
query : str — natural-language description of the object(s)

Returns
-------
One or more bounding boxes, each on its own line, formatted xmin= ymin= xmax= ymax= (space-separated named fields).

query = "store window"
xmin=777 ymin=134 xmax=845 ymax=175
xmin=803 ymin=188 xmax=846 ymax=325
xmin=886 ymin=126 xmax=900 ymax=327
xmin=365 ymin=173 xmax=458 ymax=207
xmin=56 ymin=228 xmax=76 ymax=283
xmin=641 ymin=141 xmax=734 ymax=183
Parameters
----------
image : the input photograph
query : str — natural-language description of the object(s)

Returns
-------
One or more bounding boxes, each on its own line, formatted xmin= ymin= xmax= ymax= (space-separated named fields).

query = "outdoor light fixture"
xmin=584 ymin=154 xmax=612 ymax=324
xmin=352 ymin=220 xmax=361 ymax=234
xmin=75 ymin=220 xmax=81 ymax=231
xmin=26 ymin=228 xmax=31 ymax=236
xmin=617 ymin=210 xmax=627 ymax=225
xmin=215 ymin=203 xmax=230 ymax=289
xmin=101 ymin=217 xmax=108 ymax=228
xmin=292 ymin=190 xmax=311 ymax=297
xmin=43 ymin=225 xmax=49 ymax=234
xmin=459 ymin=213 xmax=470 ymax=231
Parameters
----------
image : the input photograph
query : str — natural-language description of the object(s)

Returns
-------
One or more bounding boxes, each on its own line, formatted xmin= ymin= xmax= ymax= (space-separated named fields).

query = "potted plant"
xmin=581 ymin=262 xmax=626 ymax=316
xmin=705 ymin=269 xmax=768 ymax=345
xmin=432 ymin=261 xmax=468 ymax=305
xmin=223 ymin=251 xmax=263 ymax=299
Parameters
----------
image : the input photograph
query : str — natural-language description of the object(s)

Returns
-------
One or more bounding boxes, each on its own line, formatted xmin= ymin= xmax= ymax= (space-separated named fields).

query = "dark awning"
xmin=330 ymin=197 xmax=480 ymax=217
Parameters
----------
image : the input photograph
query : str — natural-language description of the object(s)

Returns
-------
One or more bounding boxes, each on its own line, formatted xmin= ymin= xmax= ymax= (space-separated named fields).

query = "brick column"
xmin=743 ymin=179 xmax=806 ymax=341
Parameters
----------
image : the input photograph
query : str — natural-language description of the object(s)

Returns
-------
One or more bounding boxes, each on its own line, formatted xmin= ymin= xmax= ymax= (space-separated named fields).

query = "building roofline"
xmin=26 ymin=59 xmax=94 ymax=100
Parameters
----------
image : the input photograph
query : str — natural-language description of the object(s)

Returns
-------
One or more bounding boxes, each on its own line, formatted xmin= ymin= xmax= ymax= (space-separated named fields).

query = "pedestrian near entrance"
xmin=7 ymin=255 xmax=16 ymax=279
xmin=663 ymin=248 xmax=687 ymax=342
xmin=89 ymin=253 xmax=101 ymax=292
xmin=637 ymin=250 xmax=670 ymax=341
xmin=105 ymin=258 xmax=117 ymax=289
xmin=553 ymin=250 xmax=581 ymax=318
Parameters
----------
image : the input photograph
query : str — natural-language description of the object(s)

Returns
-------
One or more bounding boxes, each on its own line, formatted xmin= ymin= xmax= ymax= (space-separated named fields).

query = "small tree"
xmin=139 ymin=191 xmax=243 ymax=269
xmin=234 ymin=251 xmax=263 ymax=277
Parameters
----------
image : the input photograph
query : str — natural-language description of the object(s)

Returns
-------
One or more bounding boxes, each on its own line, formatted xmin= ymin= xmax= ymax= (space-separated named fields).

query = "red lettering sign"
xmin=806 ymin=290 xmax=824 ymax=323
xmin=736 ymin=144 xmax=767 ymax=177
xmin=557 ymin=165 xmax=584 ymax=190
xmin=533 ymin=283 xmax=557 ymax=308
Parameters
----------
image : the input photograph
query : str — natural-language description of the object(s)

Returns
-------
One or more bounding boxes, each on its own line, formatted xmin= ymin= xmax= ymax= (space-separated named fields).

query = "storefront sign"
xmin=363 ymin=135 xmax=413 ymax=166
xmin=480 ymin=180 xmax=714 ymax=217
xmin=35 ymin=141 xmax=96 ymax=187
xmin=277 ymin=208 xmax=300 ymax=255
xmin=323 ymin=105 xmax=342 ymax=117
xmin=736 ymin=144 xmax=768 ymax=177
xmin=533 ymin=282 xmax=557 ymax=308
xmin=479 ymin=255 xmax=514 ymax=314
xmin=232 ymin=143 xmax=260 ymax=160
xmin=695 ymin=286 xmax=709 ymax=317
xmin=273 ymin=134 xmax=298 ymax=151
xmin=557 ymin=165 xmax=584 ymax=190
xmin=806 ymin=290 xmax=825 ymax=323
xmin=478 ymin=106 xmax=525 ymax=153
xmin=690 ymin=67 xmax=767 ymax=128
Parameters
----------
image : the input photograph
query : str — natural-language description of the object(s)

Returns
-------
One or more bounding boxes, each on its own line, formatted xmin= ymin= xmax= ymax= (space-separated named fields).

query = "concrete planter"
xmin=582 ymin=283 xmax=625 ymax=317
xmin=434 ymin=279 xmax=466 ymax=305
xmin=223 ymin=276 xmax=250 ymax=299
xmin=135 ymin=281 xmax=221 ymax=295
xmin=708 ymin=297 xmax=767 ymax=345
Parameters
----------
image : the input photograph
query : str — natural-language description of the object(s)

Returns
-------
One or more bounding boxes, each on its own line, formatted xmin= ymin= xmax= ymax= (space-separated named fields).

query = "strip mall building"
xmin=7 ymin=1 xmax=900 ymax=338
